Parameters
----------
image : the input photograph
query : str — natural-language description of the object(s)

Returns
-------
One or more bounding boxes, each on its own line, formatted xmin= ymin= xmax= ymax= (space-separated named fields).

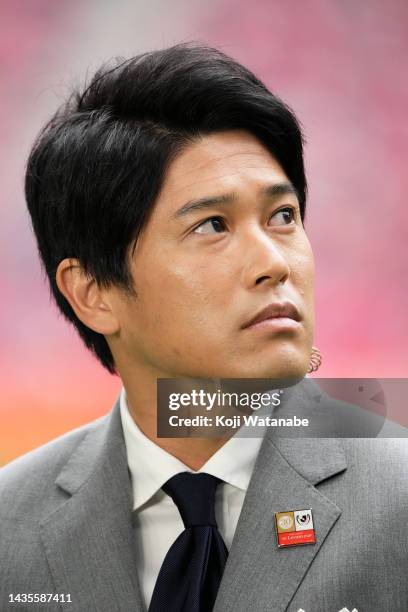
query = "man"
xmin=1 ymin=43 xmax=407 ymax=612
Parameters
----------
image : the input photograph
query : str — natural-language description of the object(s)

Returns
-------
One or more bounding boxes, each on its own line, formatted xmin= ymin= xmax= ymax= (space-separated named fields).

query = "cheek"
xmin=159 ymin=254 xmax=232 ymax=305
xmin=294 ymin=259 xmax=315 ymax=298
xmin=291 ymin=238 xmax=315 ymax=295
xmin=287 ymin=243 xmax=315 ymax=340
xmin=133 ymin=253 xmax=232 ymax=335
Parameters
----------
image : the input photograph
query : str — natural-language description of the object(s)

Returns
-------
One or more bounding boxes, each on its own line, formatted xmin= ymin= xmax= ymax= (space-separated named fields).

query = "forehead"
xmin=156 ymin=130 xmax=289 ymax=214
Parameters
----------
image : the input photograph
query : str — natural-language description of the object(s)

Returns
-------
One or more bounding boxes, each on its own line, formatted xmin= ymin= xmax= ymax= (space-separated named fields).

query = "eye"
xmin=268 ymin=207 xmax=296 ymax=226
xmin=193 ymin=216 xmax=227 ymax=235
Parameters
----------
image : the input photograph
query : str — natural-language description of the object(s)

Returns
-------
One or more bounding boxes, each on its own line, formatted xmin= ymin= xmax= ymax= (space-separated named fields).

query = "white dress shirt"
xmin=119 ymin=388 xmax=268 ymax=609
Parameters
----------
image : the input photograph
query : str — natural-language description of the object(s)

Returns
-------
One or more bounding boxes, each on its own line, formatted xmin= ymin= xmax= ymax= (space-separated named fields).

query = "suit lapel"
xmin=214 ymin=381 xmax=348 ymax=612
xmin=40 ymin=400 xmax=145 ymax=611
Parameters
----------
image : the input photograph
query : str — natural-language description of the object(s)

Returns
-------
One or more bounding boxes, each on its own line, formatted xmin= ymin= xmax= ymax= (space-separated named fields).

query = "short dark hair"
xmin=25 ymin=42 xmax=307 ymax=374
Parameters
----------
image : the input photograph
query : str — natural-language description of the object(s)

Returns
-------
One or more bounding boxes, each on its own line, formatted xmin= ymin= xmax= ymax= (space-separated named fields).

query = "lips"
xmin=242 ymin=301 xmax=301 ymax=329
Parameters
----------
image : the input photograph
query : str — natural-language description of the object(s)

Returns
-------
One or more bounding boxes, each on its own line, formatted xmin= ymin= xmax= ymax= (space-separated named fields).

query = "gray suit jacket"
xmin=1 ymin=381 xmax=407 ymax=612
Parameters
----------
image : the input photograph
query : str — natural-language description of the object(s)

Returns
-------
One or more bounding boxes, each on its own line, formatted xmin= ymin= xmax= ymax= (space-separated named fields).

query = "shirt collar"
xmin=119 ymin=387 xmax=265 ymax=510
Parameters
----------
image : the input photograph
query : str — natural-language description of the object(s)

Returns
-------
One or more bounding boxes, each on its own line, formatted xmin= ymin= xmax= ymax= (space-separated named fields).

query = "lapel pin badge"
xmin=275 ymin=508 xmax=315 ymax=547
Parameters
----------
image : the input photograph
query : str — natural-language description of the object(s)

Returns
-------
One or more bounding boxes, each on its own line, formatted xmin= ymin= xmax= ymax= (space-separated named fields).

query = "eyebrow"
xmin=172 ymin=182 xmax=299 ymax=219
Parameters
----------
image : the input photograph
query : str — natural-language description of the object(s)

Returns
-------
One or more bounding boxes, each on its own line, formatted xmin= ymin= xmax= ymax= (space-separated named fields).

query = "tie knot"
xmin=162 ymin=472 xmax=221 ymax=528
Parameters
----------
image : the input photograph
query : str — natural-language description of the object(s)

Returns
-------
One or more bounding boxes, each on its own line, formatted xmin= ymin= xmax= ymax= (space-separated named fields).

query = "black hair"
xmin=25 ymin=42 xmax=307 ymax=374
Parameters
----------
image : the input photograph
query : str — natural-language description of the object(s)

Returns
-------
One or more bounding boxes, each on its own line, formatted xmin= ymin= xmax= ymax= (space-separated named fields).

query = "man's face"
xmin=109 ymin=130 xmax=315 ymax=379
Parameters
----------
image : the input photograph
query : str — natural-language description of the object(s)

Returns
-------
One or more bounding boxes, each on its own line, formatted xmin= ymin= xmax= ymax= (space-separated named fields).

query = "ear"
xmin=55 ymin=258 xmax=120 ymax=335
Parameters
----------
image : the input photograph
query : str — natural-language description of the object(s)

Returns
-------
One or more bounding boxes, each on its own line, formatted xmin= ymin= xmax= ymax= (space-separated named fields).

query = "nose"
xmin=241 ymin=227 xmax=291 ymax=289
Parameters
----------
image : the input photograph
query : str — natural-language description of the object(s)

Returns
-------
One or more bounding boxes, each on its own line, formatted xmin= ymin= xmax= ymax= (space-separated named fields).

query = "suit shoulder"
xmin=339 ymin=437 xmax=408 ymax=501
xmin=343 ymin=436 xmax=408 ymax=464
xmin=0 ymin=413 xmax=108 ymax=511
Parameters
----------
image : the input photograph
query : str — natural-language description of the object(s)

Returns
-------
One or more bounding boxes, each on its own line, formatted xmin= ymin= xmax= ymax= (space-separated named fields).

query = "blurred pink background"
xmin=1 ymin=0 xmax=407 ymax=465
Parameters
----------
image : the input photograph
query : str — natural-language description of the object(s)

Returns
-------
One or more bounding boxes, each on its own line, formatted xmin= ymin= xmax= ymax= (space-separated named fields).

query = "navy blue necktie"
xmin=148 ymin=472 xmax=229 ymax=612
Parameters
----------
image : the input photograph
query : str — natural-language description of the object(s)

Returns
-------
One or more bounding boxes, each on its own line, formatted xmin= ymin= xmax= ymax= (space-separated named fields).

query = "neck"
xmin=119 ymin=365 xmax=232 ymax=472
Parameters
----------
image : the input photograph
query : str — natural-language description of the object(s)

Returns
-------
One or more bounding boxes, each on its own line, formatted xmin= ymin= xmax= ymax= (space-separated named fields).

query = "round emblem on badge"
xmin=278 ymin=514 xmax=294 ymax=530
xmin=296 ymin=512 xmax=311 ymax=526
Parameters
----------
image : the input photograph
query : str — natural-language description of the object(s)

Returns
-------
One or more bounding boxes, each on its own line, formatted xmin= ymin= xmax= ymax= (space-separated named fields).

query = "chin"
xmin=201 ymin=359 xmax=308 ymax=381
xmin=243 ymin=366 xmax=307 ymax=382
xmin=174 ymin=345 xmax=311 ymax=381
xmin=231 ymin=351 xmax=309 ymax=381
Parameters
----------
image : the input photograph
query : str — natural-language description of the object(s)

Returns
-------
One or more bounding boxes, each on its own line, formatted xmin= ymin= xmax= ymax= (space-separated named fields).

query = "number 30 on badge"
xmin=274 ymin=509 xmax=316 ymax=547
